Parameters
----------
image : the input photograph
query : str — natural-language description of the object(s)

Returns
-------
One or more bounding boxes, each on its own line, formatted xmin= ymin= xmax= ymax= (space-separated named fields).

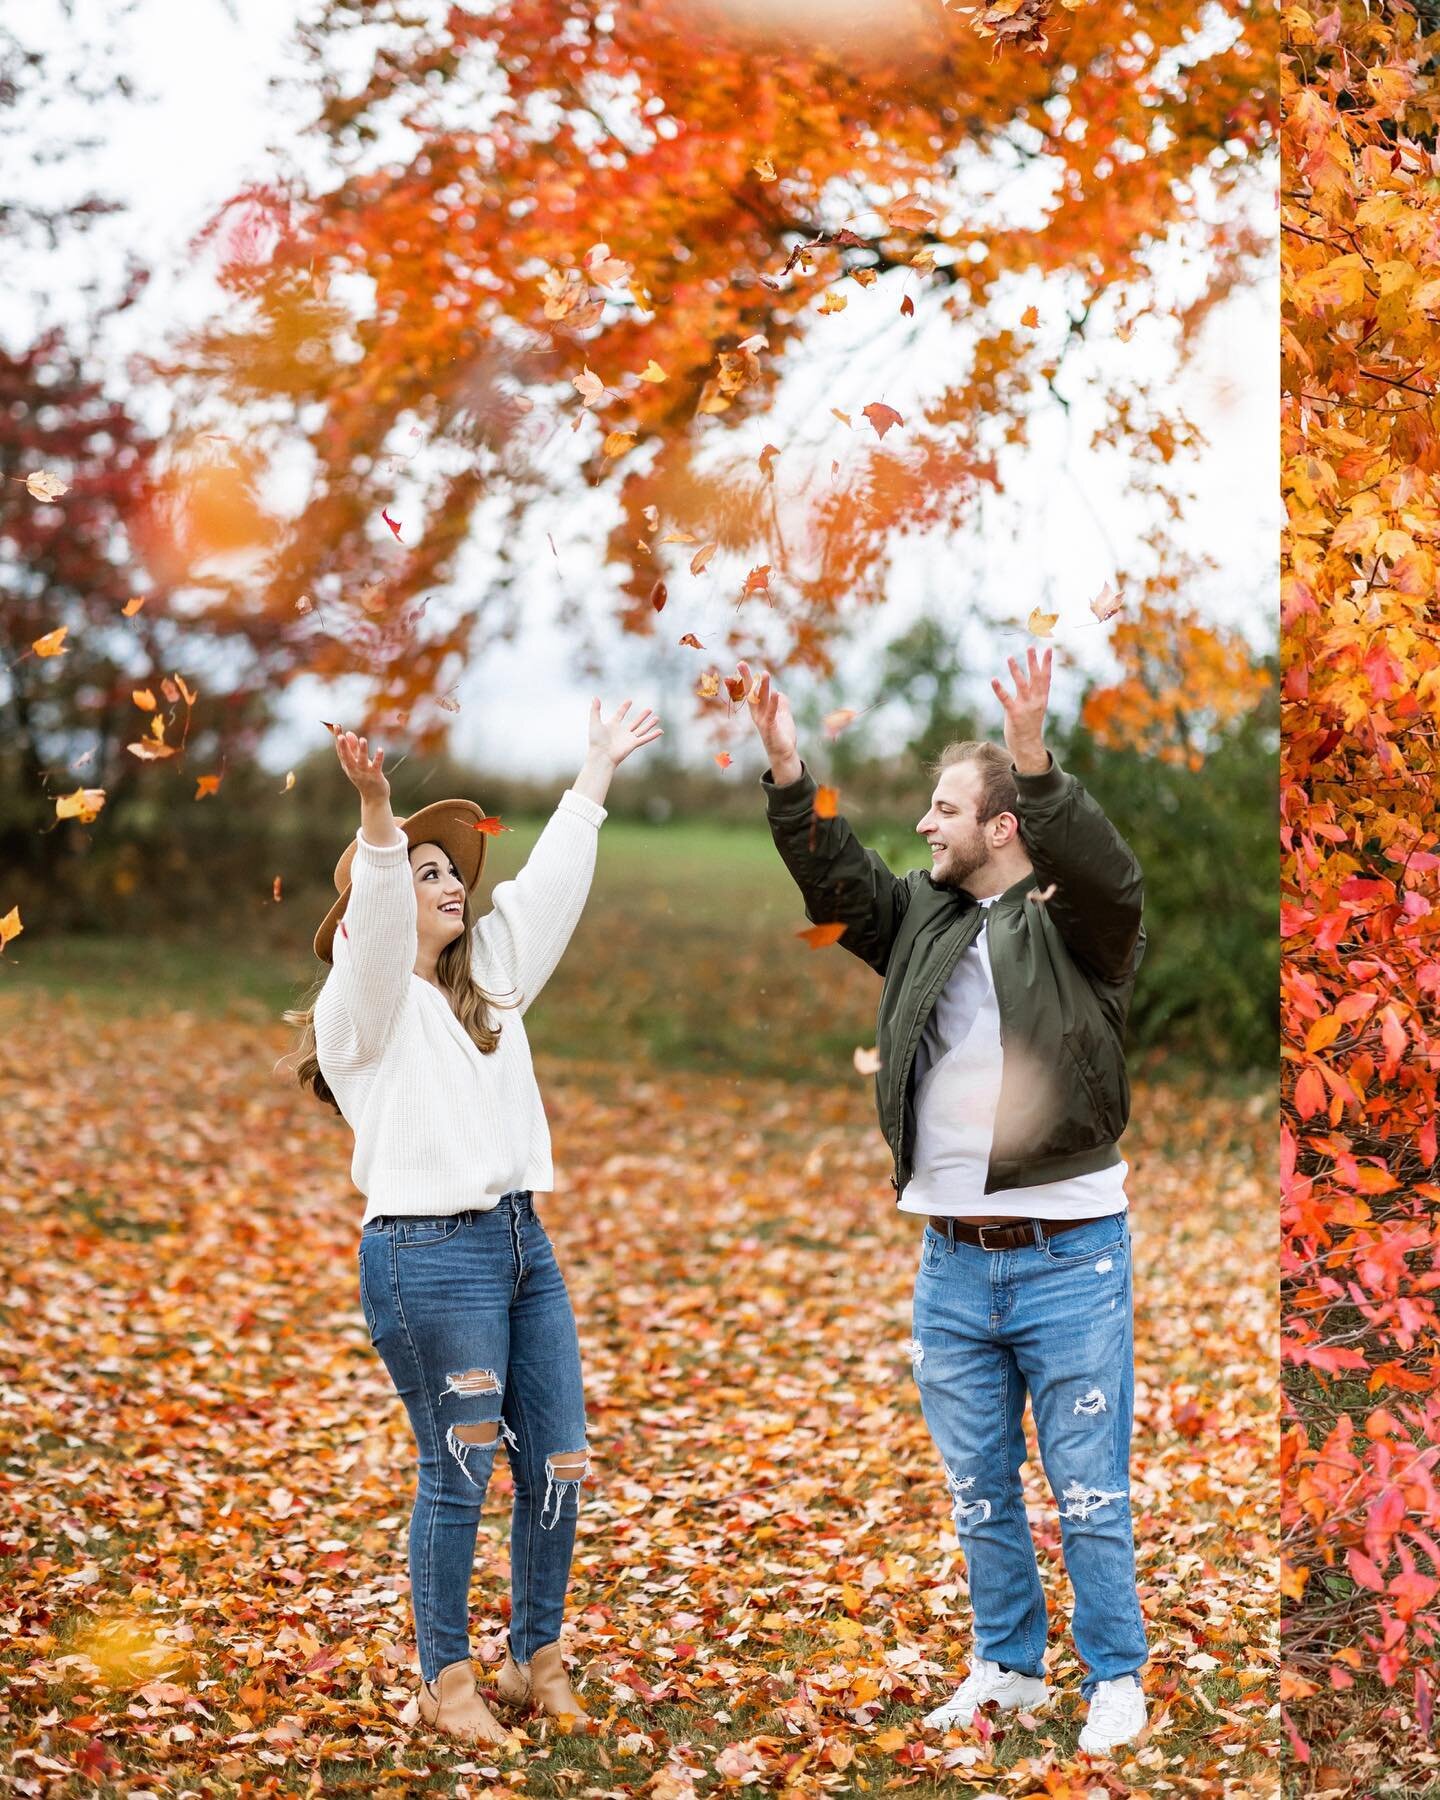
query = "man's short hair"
xmin=929 ymin=741 xmax=1021 ymax=826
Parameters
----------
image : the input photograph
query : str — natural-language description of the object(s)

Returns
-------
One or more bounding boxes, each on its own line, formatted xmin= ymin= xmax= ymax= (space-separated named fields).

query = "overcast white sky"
xmin=8 ymin=0 xmax=1278 ymax=777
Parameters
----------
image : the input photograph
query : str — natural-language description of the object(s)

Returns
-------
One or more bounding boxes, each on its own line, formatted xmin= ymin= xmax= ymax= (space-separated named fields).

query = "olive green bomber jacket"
xmin=762 ymin=755 xmax=1146 ymax=1200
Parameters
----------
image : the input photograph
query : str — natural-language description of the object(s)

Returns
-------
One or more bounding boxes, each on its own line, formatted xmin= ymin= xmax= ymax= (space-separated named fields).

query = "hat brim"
xmin=314 ymin=798 xmax=490 ymax=963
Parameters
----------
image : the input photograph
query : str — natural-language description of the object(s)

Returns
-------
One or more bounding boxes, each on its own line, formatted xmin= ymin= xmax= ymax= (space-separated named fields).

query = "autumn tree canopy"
xmin=1282 ymin=0 xmax=1440 ymax=1746
xmin=173 ymin=0 xmax=1275 ymax=744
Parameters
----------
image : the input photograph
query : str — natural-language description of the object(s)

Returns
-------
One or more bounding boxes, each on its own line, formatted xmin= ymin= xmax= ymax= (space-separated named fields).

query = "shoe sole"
xmin=923 ymin=1686 xmax=1052 ymax=1730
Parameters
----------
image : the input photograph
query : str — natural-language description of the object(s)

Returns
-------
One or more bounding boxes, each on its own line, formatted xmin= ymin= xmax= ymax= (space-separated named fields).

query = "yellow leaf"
xmin=817 ymin=289 xmax=848 ymax=314
xmin=0 ymin=906 xmax=22 ymax=949
xmin=282 ymin=771 xmax=296 ymax=792
xmin=572 ymin=366 xmax=606 ymax=406
xmin=133 ymin=688 xmax=157 ymax=711
xmin=690 ymin=542 xmax=717 ymax=576
xmin=55 ymin=788 xmax=106 ymax=824
xmin=1028 ymin=608 xmax=1059 ymax=637
xmin=885 ymin=195 xmax=935 ymax=232
xmin=32 ymin=627 xmax=68 ymax=658
xmin=122 ymin=596 xmax=146 ymax=617
xmin=1305 ymin=1015 xmax=1344 ymax=1053
xmin=752 ymin=156 xmax=777 ymax=182
xmin=851 ymin=267 xmax=878 ymax=287
xmin=637 ymin=360 xmax=667 ymax=383
xmin=602 ymin=430 xmax=636 ymax=459
xmin=873 ymin=1727 xmax=907 ymax=1752
xmin=25 ymin=469 xmax=68 ymax=503
xmin=696 ymin=672 xmax=720 ymax=699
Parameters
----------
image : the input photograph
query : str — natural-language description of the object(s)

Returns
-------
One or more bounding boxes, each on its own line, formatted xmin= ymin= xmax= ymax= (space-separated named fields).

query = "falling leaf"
xmin=696 ymin=672 xmax=721 ymax=699
xmin=0 ymin=903 xmax=22 ymax=950
xmin=296 ymin=595 xmax=313 ymax=613
xmin=851 ymin=267 xmax=878 ymax=287
xmin=831 ymin=408 xmax=852 ymax=427
xmin=813 ymin=785 xmax=841 ymax=819
xmin=737 ymin=334 xmax=768 ymax=353
xmin=437 ymin=695 xmax=461 ymax=713
xmin=649 ymin=580 xmax=668 ymax=613
xmin=885 ymin=195 xmax=936 ymax=231
xmin=25 ymin=470 xmax=69 ymax=503
xmin=817 ymin=289 xmax=848 ymax=314
xmin=194 ymin=774 xmax=223 ymax=800
xmin=381 ymin=508 xmax=403 ymax=540
xmin=573 ymin=366 xmax=606 ymax=406
xmin=584 ymin=242 xmax=630 ymax=286
xmin=911 ymin=247 xmax=937 ymax=273
xmin=797 ymin=921 xmax=848 ymax=949
xmin=900 ymin=293 xmax=915 ymax=317
xmin=637 ymin=360 xmax=667 ymax=383
xmin=603 ymin=430 xmax=637 ymax=458
xmin=32 ymin=627 xmax=68 ymax=658
xmin=714 ymin=752 xmax=733 ymax=768
xmin=1021 ymin=304 xmax=1040 ymax=327
xmin=758 ymin=443 xmax=781 ymax=481
xmin=863 ymin=402 xmax=904 ymax=439
xmin=472 ymin=815 xmax=511 ymax=835
xmin=742 ymin=564 xmax=772 ymax=599
xmin=724 ymin=672 xmax=749 ymax=703
xmin=824 ymin=708 xmax=858 ymax=739
xmin=853 ymin=1045 xmax=882 ymax=1075
xmin=752 ymin=156 xmax=777 ymax=182
xmin=661 ymin=530 xmax=697 ymax=544
xmin=1028 ymin=607 xmax=1059 ymax=637
xmin=122 ymin=596 xmax=145 ymax=617
xmin=132 ymin=689 xmax=157 ymax=712
xmin=1090 ymin=580 xmax=1124 ymax=622
xmin=127 ymin=738 xmax=176 ymax=761
xmin=282 ymin=771 xmax=296 ymax=792
xmin=690 ymin=543 xmax=717 ymax=576
xmin=272 ymin=876 xmax=283 ymax=902
xmin=55 ymin=789 xmax=106 ymax=824
xmin=320 ymin=720 xmax=340 ymax=736
xmin=679 ymin=633 xmax=705 ymax=649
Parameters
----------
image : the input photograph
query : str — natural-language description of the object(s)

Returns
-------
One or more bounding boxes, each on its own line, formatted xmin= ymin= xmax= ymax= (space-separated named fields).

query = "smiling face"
xmin=916 ymin=760 xmax=1016 ymax=894
xmin=409 ymin=840 xmax=468 ymax=955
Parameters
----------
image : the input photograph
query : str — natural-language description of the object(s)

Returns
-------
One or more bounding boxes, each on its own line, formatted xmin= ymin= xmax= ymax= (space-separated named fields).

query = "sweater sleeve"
xmin=317 ymin=829 xmax=416 ymax=1065
xmin=471 ymin=788 xmax=606 ymax=1014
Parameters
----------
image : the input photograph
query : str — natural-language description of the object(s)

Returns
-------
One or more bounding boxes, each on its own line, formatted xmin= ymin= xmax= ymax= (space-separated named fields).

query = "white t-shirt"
xmin=896 ymin=896 xmax=1128 ymax=1220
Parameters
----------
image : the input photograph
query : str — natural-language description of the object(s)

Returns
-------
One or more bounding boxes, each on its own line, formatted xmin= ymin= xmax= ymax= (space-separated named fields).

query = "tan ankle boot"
xmin=416 ymin=1659 xmax=515 ymax=1746
xmin=496 ymin=1641 xmax=590 ymax=1728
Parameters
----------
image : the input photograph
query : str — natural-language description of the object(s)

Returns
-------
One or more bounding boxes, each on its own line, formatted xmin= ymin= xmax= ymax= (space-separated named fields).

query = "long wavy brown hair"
xmin=282 ymin=886 xmax=518 ymax=1113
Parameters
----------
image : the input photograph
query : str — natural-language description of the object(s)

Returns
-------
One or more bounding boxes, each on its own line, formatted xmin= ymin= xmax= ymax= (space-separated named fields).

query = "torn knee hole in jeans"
xmin=943 ymin=1464 xmax=993 ymax=1530
xmin=1073 ymin=1386 xmax=1107 ymax=1416
xmin=446 ymin=1418 xmax=518 ymax=1487
xmin=440 ymin=1368 xmax=501 ymax=1401
xmin=1060 ymin=1480 xmax=1125 ymax=1522
xmin=541 ymin=1449 xmax=590 ymax=1531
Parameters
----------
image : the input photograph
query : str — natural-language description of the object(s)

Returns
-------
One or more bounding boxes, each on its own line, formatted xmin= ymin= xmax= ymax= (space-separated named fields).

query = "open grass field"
xmin=0 ymin=820 xmax=1277 ymax=1797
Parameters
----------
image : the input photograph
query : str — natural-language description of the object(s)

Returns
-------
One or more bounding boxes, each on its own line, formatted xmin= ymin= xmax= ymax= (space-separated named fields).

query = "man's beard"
xmin=931 ymin=831 xmax=989 ymax=892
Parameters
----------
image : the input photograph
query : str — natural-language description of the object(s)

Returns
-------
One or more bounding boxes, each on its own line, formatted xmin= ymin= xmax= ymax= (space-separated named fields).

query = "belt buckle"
xmin=977 ymin=1221 xmax=1014 ymax=1251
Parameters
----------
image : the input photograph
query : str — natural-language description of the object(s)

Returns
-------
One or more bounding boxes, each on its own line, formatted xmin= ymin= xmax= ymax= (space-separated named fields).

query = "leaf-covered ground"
xmin=0 ymin=995 xmax=1276 ymax=1797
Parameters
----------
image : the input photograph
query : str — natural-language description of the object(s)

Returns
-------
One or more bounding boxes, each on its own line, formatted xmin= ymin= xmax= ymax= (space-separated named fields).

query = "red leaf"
xmin=382 ymin=507 xmax=403 ymax=540
xmin=862 ymin=402 xmax=903 ymax=439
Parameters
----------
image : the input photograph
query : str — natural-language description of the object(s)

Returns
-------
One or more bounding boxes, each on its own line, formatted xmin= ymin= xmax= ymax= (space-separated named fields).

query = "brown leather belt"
xmin=927 ymin=1215 xmax=1105 ymax=1252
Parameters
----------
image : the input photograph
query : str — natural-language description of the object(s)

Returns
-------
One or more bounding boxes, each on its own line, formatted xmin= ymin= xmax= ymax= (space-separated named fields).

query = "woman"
xmin=285 ymin=700 xmax=661 ymax=1746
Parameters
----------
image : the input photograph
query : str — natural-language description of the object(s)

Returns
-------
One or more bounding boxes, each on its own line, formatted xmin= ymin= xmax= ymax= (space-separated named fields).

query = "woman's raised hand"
xmin=335 ymin=729 xmax=391 ymax=802
xmin=588 ymin=698 xmax=664 ymax=768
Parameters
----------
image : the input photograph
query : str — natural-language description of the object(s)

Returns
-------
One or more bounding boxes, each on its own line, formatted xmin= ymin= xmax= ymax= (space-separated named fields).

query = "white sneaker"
xmin=1078 ymin=1676 xmax=1146 ymax=1754
xmin=922 ymin=1655 xmax=1050 ymax=1730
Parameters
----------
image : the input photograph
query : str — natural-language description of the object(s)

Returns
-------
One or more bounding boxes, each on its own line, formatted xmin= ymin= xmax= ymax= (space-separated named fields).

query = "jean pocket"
xmin=1040 ymin=1212 xmax=1128 ymax=1265
xmin=920 ymin=1228 xmax=944 ymax=1273
xmin=394 ymin=1215 xmax=463 ymax=1248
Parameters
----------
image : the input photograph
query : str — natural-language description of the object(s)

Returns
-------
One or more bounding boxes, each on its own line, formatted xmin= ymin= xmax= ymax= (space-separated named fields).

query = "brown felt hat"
xmin=314 ymin=798 xmax=490 ymax=963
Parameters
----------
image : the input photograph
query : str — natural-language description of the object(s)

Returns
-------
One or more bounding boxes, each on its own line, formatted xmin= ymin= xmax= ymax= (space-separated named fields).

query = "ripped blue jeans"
xmin=358 ymin=1191 xmax=588 ymax=1681
xmin=909 ymin=1213 xmax=1148 ymax=1698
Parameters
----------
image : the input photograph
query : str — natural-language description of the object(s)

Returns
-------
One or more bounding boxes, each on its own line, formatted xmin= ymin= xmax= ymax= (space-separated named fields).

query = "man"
xmin=738 ymin=648 xmax=1149 ymax=1757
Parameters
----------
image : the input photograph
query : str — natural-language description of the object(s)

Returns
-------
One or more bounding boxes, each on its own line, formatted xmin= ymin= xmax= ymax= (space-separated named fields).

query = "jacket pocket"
xmin=1063 ymin=1033 xmax=1110 ymax=1130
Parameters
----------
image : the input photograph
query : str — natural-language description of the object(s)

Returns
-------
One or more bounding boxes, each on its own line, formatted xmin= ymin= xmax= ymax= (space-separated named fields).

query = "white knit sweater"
xmin=315 ymin=788 xmax=607 ymax=1223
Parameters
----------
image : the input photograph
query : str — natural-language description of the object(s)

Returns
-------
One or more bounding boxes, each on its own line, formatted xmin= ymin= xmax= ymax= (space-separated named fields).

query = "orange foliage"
xmin=1282 ymin=0 xmax=1440 ymax=1731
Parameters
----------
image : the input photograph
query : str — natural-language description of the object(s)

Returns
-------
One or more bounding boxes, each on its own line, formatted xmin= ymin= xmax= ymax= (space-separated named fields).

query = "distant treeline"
xmin=7 ymin=695 xmax=1276 ymax=1071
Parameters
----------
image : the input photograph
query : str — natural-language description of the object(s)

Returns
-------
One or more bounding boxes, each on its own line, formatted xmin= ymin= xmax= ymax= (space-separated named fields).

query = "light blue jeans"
xmin=357 ymin=1192 xmax=588 ymax=1682
xmin=910 ymin=1212 xmax=1148 ymax=1698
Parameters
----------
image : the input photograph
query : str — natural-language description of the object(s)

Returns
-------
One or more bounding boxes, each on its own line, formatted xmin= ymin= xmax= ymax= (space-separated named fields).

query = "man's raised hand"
xmin=738 ymin=662 xmax=802 ymax=785
xmin=991 ymin=647 xmax=1053 ymax=776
